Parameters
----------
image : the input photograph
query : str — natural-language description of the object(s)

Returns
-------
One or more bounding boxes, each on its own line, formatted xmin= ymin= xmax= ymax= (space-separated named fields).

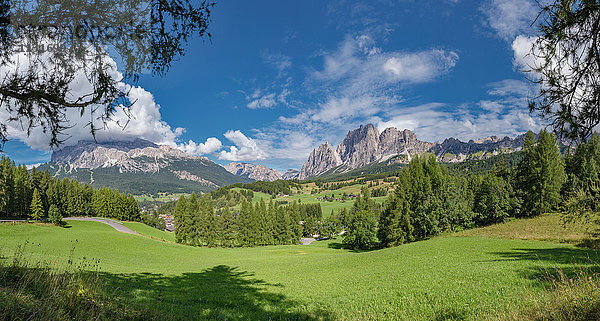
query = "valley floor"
xmin=1 ymin=215 xmax=599 ymax=320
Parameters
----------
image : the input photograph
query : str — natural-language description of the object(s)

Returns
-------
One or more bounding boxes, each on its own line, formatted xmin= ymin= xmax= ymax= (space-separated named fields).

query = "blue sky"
xmin=1 ymin=0 xmax=543 ymax=171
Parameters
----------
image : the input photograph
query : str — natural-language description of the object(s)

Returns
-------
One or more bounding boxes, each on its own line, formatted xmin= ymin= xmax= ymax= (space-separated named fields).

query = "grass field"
xmin=244 ymin=182 xmax=389 ymax=217
xmin=121 ymin=222 xmax=177 ymax=243
xmin=1 ymin=218 xmax=599 ymax=320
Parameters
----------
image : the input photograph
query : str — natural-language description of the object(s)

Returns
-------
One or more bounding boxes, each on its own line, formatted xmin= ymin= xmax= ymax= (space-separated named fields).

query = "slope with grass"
xmin=455 ymin=213 xmax=600 ymax=249
xmin=1 ymin=219 xmax=599 ymax=320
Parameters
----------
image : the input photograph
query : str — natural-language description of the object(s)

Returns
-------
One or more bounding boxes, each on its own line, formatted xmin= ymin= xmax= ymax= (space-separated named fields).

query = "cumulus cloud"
xmin=219 ymin=130 xmax=268 ymax=161
xmin=512 ymin=35 xmax=539 ymax=72
xmin=376 ymin=101 xmax=540 ymax=143
xmin=482 ymin=0 xmax=539 ymax=41
xmin=0 ymin=48 xmax=222 ymax=156
xmin=178 ymin=137 xmax=222 ymax=156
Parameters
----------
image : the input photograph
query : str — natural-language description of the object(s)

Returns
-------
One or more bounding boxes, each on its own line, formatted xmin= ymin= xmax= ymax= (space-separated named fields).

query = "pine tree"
xmin=517 ymin=129 xmax=566 ymax=216
xmin=378 ymin=187 xmax=413 ymax=247
xmin=174 ymin=196 xmax=188 ymax=244
xmin=0 ymin=157 xmax=15 ymax=217
xmin=219 ymin=207 xmax=237 ymax=247
xmin=30 ymin=188 xmax=45 ymax=220
xmin=13 ymin=165 xmax=32 ymax=217
xmin=48 ymin=204 xmax=64 ymax=226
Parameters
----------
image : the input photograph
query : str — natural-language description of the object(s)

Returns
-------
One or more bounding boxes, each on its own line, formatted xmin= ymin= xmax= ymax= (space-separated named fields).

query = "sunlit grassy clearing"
xmin=1 ymin=220 xmax=599 ymax=320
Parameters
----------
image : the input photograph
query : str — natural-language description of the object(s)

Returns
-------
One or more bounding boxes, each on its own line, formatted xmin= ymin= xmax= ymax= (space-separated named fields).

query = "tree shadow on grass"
xmin=100 ymin=265 xmax=336 ymax=320
xmin=487 ymin=247 xmax=600 ymax=288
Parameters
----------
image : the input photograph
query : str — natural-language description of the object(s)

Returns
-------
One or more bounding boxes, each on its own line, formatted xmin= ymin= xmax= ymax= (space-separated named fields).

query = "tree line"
xmin=358 ymin=129 xmax=594 ymax=249
xmin=173 ymin=194 xmax=331 ymax=247
xmin=0 ymin=157 xmax=140 ymax=223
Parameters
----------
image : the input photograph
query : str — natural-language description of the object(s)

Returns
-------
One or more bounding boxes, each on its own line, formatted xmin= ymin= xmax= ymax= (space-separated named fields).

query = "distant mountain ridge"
xmin=224 ymin=162 xmax=283 ymax=181
xmin=299 ymin=124 xmax=529 ymax=179
xmin=40 ymin=139 xmax=251 ymax=194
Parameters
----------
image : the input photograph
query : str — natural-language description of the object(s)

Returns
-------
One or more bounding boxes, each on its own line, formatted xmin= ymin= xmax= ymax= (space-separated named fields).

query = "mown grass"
xmin=2 ymin=220 xmax=599 ymax=320
xmin=121 ymin=222 xmax=176 ymax=243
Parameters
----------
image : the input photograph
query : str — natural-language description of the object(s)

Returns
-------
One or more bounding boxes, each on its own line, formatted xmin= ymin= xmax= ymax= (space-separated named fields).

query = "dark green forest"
xmin=0 ymin=158 xmax=140 ymax=223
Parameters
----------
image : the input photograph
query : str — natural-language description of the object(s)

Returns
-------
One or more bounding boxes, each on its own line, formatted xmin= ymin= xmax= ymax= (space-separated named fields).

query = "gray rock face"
xmin=282 ymin=169 xmax=300 ymax=180
xmin=299 ymin=124 xmax=527 ymax=179
xmin=337 ymin=124 xmax=381 ymax=169
xmin=430 ymin=134 xmax=525 ymax=163
xmin=51 ymin=139 xmax=209 ymax=173
xmin=299 ymin=142 xmax=342 ymax=179
xmin=224 ymin=162 xmax=283 ymax=181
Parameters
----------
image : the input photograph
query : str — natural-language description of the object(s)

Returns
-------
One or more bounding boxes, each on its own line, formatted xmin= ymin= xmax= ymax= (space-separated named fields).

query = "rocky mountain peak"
xmin=299 ymin=124 xmax=528 ymax=179
xmin=336 ymin=123 xmax=381 ymax=168
xmin=224 ymin=162 xmax=283 ymax=181
xmin=282 ymin=169 xmax=300 ymax=180
xmin=300 ymin=142 xmax=342 ymax=179
xmin=50 ymin=138 xmax=199 ymax=173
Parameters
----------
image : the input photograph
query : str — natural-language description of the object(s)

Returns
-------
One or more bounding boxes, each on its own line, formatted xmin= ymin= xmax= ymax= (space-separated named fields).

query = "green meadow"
xmin=1 ymin=217 xmax=599 ymax=320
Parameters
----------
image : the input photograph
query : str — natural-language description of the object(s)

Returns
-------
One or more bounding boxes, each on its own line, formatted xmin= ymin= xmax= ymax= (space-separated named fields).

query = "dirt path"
xmin=64 ymin=217 xmax=141 ymax=236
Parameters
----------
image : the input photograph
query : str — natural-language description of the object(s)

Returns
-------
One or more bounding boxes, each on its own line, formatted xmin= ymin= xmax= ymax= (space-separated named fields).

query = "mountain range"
xmin=38 ymin=139 xmax=252 ymax=195
xmin=37 ymin=124 xmax=532 ymax=195
xmin=298 ymin=124 xmax=528 ymax=179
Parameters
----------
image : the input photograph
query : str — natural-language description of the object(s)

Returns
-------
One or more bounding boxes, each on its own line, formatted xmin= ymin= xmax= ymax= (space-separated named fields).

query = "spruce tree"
xmin=0 ymin=157 xmax=14 ymax=216
xmin=30 ymin=188 xmax=45 ymax=220
xmin=378 ymin=187 xmax=413 ymax=247
xmin=517 ymin=129 xmax=566 ymax=216
xmin=219 ymin=207 xmax=237 ymax=247
xmin=13 ymin=165 xmax=31 ymax=217
xmin=48 ymin=204 xmax=64 ymax=226
xmin=174 ymin=196 xmax=188 ymax=244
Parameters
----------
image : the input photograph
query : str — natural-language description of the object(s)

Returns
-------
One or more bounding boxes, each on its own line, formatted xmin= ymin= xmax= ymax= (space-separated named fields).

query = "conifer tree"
xmin=30 ymin=188 xmax=44 ymax=220
xmin=48 ymin=204 xmax=64 ymax=226
xmin=174 ymin=196 xmax=188 ymax=244
xmin=219 ymin=207 xmax=237 ymax=247
xmin=0 ymin=157 xmax=14 ymax=216
xmin=186 ymin=193 xmax=200 ymax=245
xmin=378 ymin=187 xmax=413 ymax=247
xmin=517 ymin=129 xmax=566 ymax=216
xmin=13 ymin=165 xmax=31 ymax=217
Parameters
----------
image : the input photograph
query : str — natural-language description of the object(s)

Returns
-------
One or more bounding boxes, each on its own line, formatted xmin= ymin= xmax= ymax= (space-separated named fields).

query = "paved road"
xmin=300 ymin=238 xmax=316 ymax=245
xmin=300 ymin=230 xmax=346 ymax=245
xmin=64 ymin=217 xmax=141 ymax=236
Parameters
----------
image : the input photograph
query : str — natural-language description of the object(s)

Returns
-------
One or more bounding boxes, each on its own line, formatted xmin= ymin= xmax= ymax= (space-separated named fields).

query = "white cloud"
xmin=219 ymin=130 xmax=268 ymax=161
xmin=247 ymin=91 xmax=277 ymax=109
xmin=261 ymin=51 xmax=292 ymax=77
xmin=311 ymin=94 xmax=398 ymax=124
xmin=487 ymin=79 xmax=533 ymax=97
xmin=178 ymin=137 xmax=222 ymax=156
xmin=0 ymin=46 xmax=220 ymax=157
xmin=312 ymin=35 xmax=458 ymax=89
xmin=512 ymin=35 xmax=539 ymax=72
xmin=482 ymin=0 xmax=539 ymax=41
xmin=301 ymin=35 xmax=459 ymax=126
xmin=245 ymin=34 xmax=461 ymax=167
xmin=376 ymin=101 xmax=540 ymax=143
